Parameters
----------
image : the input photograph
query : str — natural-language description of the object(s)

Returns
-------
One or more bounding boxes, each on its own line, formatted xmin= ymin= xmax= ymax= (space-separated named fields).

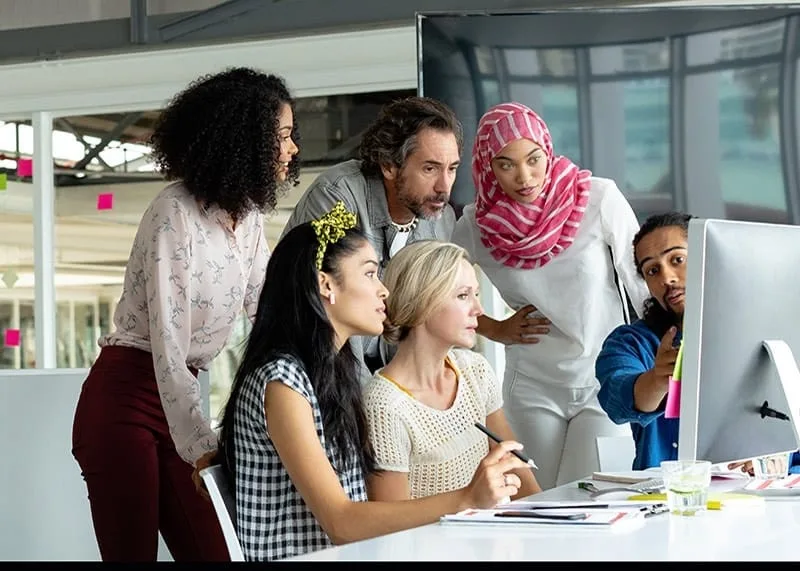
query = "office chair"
xmin=595 ymin=435 xmax=636 ymax=472
xmin=199 ymin=465 xmax=245 ymax=562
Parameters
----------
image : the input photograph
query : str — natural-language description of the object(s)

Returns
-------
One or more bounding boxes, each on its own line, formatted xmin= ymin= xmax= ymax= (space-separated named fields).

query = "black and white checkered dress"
xmin=232 ymin=354 xmax=367 ymax=561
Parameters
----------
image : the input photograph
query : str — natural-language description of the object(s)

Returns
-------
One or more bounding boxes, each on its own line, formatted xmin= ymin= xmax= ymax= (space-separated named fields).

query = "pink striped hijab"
xmin=472 ymin=102 xmax=592 ymax=269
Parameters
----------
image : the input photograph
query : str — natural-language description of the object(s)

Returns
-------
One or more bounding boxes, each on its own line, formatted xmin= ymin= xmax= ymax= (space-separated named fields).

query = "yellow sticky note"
xmin=0 ymin=172 xmax=6 ymax=190
xmin=672 ymin=341 xmax=684 ymax=381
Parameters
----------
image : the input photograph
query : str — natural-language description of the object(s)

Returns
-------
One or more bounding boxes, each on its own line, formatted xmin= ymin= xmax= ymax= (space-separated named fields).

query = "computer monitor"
xmin=678 ymin=218 xmax=800 ymax=465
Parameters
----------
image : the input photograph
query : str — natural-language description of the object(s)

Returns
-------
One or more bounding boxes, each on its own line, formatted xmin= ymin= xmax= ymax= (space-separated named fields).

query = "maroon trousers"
xmin=71 ymin=345 xmax=229 ymax=562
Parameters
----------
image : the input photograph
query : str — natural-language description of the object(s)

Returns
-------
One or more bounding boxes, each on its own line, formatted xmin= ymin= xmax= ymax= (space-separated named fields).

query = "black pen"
xmin=512 ymin=503 xmax=667 ymax=511
xmin=474 ymin=422 xmax=538 ymax=469
xmin=495 ymin=511 xmax=587 ymax=521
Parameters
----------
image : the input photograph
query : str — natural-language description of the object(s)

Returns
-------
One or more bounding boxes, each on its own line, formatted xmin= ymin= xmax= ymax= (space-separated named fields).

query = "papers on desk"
xmin=440 ymin=502 xmax=646 ymax=527
xmin=739 ymin=474 xmax=800 ymax=497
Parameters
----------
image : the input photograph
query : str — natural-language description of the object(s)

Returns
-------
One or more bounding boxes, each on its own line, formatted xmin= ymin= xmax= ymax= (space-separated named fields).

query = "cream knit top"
xmin=363 ymin=348 xmax=503 ymax=499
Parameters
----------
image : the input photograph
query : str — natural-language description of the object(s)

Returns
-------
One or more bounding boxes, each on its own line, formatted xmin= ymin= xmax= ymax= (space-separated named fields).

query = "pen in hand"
xmin=474 ymin=422 xmax=538 ymax=469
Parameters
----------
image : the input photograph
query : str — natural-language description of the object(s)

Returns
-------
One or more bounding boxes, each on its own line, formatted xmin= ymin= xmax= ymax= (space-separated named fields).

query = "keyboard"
xmin=579 ymin=478 xmax=665 ymax=498
xmin=629 ymin=478 xmax=665 ymax=493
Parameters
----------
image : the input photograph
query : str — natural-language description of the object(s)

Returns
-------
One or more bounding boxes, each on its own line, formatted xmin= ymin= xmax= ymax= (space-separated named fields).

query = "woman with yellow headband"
xmin=216 ymin=202 xmax=527 ymax=561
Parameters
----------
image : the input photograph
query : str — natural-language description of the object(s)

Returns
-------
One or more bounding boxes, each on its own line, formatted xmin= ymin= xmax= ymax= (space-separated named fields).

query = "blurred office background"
xmin=1 ymin=1 xmax=799 ymax=425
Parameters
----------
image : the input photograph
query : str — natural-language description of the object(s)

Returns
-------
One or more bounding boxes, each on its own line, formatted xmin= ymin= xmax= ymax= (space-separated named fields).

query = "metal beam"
xmin=73 ymin=113 xmax=143 ymax=171
xmin=55 ymin=119 xmax=114 ymax=170
xmin=130 ymin=0 xmax=149 ymax=45
xmin=0 ymin=0 xmax=704 ymax=64
xmin=32 ymin=111 xmax=57 ymax=368
xmin=779 ymin=15 xmax=800 ymax=224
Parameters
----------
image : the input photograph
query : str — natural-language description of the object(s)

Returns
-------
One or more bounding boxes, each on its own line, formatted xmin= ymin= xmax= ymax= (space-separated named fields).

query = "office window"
xmin=687 ymin=20 xmax=784 ymax=67
xmin=590 ymin=41 xmax=669 ymax=75
xmin=623 ymin=78 xmax=670 ymax=195
xmin=716 ymin=65 xmax=786 ymax=221
xmin=504 ymin=48 xmax=576 ymax=77
xmin=482 ymin=79 xmax=503 ymax=108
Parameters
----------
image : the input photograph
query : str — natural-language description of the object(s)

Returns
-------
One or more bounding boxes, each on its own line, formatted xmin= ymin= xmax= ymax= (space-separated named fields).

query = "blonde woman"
xmin=364 ymin=240 xmax=541 ymax=501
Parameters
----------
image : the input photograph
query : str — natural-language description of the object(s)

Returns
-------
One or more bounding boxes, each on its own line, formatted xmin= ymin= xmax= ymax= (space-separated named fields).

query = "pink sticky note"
xmin=664 ymin=377 xmax=681 ymax=419
xmin=97 ymin=193 xmax=114 ymax=210
xmin=4 ymin=328 xmax=20 ymax=347
xmin=16 ymin=158 xmax=32 ymax=177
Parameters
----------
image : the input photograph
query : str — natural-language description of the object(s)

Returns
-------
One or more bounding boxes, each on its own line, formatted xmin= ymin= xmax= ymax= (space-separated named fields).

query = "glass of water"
xmin=660 ymin=460 xmax=712 ymax=516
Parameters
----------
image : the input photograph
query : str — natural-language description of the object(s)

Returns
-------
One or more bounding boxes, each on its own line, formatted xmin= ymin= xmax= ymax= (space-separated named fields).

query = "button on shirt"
xmin=100 ymin=182 xmax=270 ymax=465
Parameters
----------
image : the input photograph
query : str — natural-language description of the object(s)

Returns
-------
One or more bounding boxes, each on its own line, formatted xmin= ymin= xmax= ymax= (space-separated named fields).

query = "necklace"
xmin=390 ymin=217 xmax=418 ymax=233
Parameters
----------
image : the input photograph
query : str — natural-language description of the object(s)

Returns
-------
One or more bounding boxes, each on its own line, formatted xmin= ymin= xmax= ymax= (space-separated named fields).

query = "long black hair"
xmin=632 ymin=211 xmax=693 ymax=337
xmin=218 ymin=222 xmax=377 ymax=476
xmin=150 ymin=67 xmax=300 ymax=221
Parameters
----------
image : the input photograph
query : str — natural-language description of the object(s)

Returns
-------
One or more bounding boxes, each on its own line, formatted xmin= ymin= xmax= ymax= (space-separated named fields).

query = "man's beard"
xmin=642 ymin=296 xmax=682 ymax=337
xmin=395 ymin=170 xmax=448 ymax=221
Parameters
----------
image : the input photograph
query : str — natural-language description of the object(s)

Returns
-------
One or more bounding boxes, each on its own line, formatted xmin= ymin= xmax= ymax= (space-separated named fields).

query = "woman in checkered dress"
xmin=216 ymin=208 xmax=528 ymax=561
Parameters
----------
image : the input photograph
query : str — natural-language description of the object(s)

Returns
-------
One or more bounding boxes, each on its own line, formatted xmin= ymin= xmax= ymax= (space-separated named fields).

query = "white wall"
xmin=0 ymin=368 xmax=209 ymax=561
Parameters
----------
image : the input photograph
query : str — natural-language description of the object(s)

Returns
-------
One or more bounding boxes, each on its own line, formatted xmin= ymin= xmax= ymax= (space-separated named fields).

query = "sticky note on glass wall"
xmin=0 ymin=172 xmax=6 ymax=190
xmin=97 ymin=193 xmax=114 ymax=210
xmin=4 ymin=329 xmax=20 ymax=347
xmin=17 ymin=158 xmax=32 ymax=177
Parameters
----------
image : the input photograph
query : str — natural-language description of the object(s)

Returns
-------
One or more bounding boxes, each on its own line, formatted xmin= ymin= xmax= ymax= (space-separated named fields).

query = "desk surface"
xmin=288 ymin=475 xmax=799 ymax=561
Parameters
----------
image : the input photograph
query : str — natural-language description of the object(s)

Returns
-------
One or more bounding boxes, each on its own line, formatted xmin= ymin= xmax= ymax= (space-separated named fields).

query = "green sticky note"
xmin=672 ymin=341 xmax=684 ymax=381
xmin=0 ymin=172 xmax=6 ymax=190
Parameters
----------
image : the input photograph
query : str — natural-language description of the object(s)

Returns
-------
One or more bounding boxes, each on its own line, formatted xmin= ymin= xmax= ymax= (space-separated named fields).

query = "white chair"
xmin=199 ymin=465 xmax=245 ymax=562
xmin=595 ymin=435 xmax=636 ymax=472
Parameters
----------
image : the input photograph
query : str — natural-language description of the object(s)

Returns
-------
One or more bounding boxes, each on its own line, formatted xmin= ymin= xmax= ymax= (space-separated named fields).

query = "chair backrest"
xmin=596 ymin=435 xmax=636 ymax=472
xmin=200 ymin=465 xmax=245 ymax=562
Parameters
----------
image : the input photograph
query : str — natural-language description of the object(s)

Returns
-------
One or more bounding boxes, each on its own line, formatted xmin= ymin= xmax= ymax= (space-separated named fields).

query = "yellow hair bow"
xmin=311 ymin=201 xmax=358 ymax=270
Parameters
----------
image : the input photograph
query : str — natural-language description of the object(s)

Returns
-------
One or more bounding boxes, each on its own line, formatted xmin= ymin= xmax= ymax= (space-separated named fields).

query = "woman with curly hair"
xmin=71 ymin=67 xmax=299 ymax=562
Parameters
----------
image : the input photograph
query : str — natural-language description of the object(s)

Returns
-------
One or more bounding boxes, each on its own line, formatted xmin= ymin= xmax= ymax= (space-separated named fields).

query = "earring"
xmin=329 ymin=292 xmax=336 ymax=305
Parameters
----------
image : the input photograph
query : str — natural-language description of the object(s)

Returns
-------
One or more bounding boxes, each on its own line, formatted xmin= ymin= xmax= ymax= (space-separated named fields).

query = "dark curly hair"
xmin=358 ymin=96 xmax=463 ymax=179
xmin=632 ymin=211 xmax=693 ymax=337
xmin=150 ymin=67 xmax=300 ymax=221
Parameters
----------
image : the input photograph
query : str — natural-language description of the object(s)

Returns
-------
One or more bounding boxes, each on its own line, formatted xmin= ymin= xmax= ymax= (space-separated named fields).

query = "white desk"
xmin=287 ymin=476 xmax=800 ymax=561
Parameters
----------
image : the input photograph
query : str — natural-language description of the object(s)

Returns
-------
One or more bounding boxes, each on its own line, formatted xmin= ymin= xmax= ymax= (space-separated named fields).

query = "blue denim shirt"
xmin=595 ymin=320 xmax=680 ymax=470
xmin=596 ymin=319 xmax=800 ymax=472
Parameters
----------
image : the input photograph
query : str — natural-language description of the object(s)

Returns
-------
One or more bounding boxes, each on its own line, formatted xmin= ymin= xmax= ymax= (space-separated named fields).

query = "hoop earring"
xmin=329 ymin=292 xmax=336 ymax=305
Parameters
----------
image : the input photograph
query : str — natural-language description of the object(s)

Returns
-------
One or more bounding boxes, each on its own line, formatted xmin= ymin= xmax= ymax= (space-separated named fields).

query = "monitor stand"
xmin=735 ymin=341 xmax=800 ymax=499
xmin=763 ymin=340 xmax=800 ymax=444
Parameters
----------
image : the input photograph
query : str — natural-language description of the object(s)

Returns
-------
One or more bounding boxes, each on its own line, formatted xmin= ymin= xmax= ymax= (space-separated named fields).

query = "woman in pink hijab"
xmin=452 ymin=102 xmax=649 ymax=490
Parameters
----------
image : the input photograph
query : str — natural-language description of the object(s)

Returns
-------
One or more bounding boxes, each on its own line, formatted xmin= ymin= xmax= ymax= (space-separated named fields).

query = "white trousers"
xmin=503 ymin=368 xmax=629 ymax=490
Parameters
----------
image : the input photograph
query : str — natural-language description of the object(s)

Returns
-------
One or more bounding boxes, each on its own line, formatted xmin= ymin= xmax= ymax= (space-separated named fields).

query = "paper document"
xmin=739 ymin=474 xmax=800 ymax=497
xmin=440 ymin=504 xmax=645 ymax=527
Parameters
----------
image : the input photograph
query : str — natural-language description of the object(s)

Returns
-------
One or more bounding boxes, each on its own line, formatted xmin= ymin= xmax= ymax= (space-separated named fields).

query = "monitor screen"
xmin=678 ymin=218 xmax=800 ymax=465
xmin=417 ymin=6 xmax=800 ymax=225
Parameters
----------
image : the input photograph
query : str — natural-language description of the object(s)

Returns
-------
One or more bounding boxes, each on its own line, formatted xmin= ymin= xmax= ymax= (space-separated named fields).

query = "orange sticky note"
xmin=0 ymin=172 xmax=6 ymax=190
xmin=97 ymin=193 xmax=114 ymax=210
xmin=17 ymin=158 xmax=32 ymax=177
xmin=4 ymin=328 xmax=20 ymax=347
